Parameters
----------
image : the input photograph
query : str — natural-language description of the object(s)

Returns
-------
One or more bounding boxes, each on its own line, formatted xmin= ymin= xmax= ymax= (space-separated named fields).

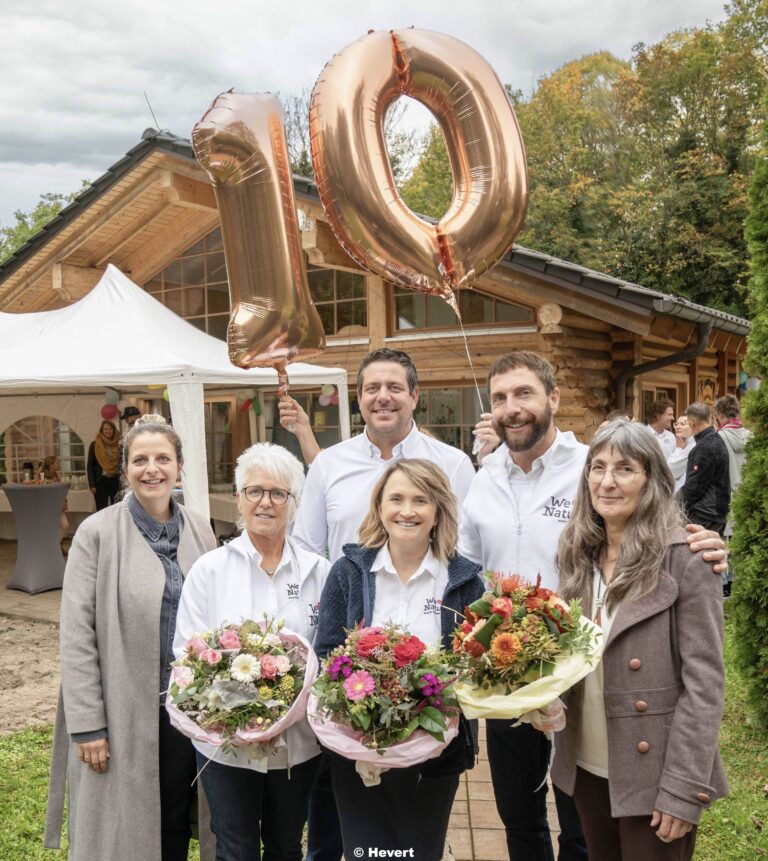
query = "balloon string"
xmin=444 ymin=290 xmax=485 ymax=456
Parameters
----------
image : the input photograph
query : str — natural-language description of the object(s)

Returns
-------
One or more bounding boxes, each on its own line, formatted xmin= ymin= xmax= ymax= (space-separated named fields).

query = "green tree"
xmin=399 ymin=125 xmax=451 ymax=217
xmin=0 ymin=190 xmax=82 ymax=264
xmin=729 ymin=111 xmax=768 ymax=725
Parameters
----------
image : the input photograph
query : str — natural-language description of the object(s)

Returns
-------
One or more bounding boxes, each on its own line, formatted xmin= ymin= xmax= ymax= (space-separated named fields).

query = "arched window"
xmin=0 ymin=417 xmax=86 ymax=483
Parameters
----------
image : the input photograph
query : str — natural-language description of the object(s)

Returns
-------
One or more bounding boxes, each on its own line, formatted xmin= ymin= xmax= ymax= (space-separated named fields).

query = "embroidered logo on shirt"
xmin=307 ymin=601 xmax=319 ymax=627
xmin=543 ymin=496 xmax=572 ymax=521
xmin=423 ymin=597 xmax=442 ymax=616
xmin=287 ymin=583 xmax=300 ymax=600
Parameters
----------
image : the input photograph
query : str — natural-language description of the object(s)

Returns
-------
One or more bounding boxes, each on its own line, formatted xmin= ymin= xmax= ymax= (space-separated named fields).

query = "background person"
xmin=174 ymin=443 xmax=330 ymax=861
xmin=41 ymin=455 xmax=70 ymax=547
xmin=554 ymin=419 xmax=727 ymax=860
xmin=645 ymin=398 xmax=676 ymax=458
xmin=668 ymin=415 xmax=696 ymax=494
xmin=121 ymin=405 xmax=141 ymax=429
xmin=46 ymin=415 xmax=217 ymax=861
xmin=315 ymin=459 xmax=484 ymax=861
xmin=682 ymin=403 xmax=731 ymax=535
xmin=87 ymin=419 xmax=121 ymax=510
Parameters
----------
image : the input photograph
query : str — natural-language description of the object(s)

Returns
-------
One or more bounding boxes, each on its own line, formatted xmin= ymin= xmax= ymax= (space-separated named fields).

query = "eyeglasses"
xmin=241 ymin=486 xmax=292 ymax=505
xmin=586 ymin=465 xmax=646 ymax=485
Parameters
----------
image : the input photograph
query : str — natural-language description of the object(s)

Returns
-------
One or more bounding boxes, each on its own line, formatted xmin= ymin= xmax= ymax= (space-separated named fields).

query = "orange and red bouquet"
xmin=453 ymin=573 xmax=594 ymax=693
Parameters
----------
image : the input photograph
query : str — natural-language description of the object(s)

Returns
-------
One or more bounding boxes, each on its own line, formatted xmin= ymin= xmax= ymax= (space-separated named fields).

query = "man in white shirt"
xmin=459 ymin=351 xmax=726 ymax=861
xmin=645 ymin=397 xmax=677 ymax=458
xmin=292 ymin=348 xmax=476 ymax=563
xmin=294 ymin=347 xmax=475 ymax=861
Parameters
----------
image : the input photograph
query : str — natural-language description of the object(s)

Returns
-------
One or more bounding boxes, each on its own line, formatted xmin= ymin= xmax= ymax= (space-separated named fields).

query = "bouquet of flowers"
xmin=308 ymin=624 xmax=460 ymax=785
xmin=452 ymin=574 xmax=603 ymax=721
xmin=165 ymin=616 xmax=317 ymax=763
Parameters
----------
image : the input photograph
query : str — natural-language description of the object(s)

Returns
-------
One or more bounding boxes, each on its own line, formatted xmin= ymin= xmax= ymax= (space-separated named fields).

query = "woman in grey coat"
xmin=553 ymin=419 xmax=727 ymax=861
xmin=46 ymin=415 xmax=217 ymax=861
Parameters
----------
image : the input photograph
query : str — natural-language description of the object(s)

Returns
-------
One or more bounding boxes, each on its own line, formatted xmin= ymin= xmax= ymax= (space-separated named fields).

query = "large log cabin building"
xmin=0 ymin=129 xmax=750 ymax=482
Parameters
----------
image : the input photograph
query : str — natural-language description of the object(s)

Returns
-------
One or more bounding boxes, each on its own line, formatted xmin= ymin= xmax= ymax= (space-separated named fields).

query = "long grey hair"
xmin=557 ymin=419 xmax=683 ymax=614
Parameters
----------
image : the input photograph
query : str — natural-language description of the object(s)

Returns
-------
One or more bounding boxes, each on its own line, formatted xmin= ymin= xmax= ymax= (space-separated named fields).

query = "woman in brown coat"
xmin=553 ymin=419 xmax=727 ymax=861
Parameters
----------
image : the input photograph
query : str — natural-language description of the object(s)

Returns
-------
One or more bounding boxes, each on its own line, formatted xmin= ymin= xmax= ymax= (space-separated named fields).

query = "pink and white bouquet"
xmin=308 ymin=624 xmax=459 ymax=785
xmin=166 ymin=616 xmax=317 ymax=758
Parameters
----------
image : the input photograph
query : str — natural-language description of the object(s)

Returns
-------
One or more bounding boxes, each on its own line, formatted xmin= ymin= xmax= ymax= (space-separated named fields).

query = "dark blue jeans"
xmin=487 ymin=720 xmax=588 ymax=861
xmin=306 ymin=753 xmax=343 ymax=861
xmin=198 ymin=752 xmax=321 ymax=861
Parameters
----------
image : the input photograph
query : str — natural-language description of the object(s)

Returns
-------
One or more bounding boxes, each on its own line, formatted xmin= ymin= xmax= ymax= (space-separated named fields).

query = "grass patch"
xmin=698 ymin=610 xmax=768 ymax=859
xmin=0 ymin=615 xmax=766 ymax=859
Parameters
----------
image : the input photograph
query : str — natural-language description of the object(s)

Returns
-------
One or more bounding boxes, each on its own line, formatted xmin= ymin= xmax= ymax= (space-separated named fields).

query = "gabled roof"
xmin=0 ymin=128 xmax=750 ymax=337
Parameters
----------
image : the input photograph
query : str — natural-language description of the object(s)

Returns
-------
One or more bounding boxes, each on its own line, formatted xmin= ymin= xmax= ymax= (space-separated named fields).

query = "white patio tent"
xmin=0 ymin=265 xmax=350 ymax=518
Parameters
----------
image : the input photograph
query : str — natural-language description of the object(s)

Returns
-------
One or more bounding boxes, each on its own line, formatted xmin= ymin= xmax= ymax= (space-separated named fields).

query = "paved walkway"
xmin=0 ymin=537 xmax=560 ymax=861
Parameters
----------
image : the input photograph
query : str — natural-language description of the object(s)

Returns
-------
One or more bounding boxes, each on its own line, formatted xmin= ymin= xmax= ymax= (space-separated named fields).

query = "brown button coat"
xmin=552 ymin=528 xmax=728 ymax=824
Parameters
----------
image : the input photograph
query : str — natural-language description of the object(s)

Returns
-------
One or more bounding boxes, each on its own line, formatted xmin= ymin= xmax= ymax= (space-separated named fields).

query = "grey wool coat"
xmin=552 ymin=527 xmax=729 ymax=824
xmin=45 ymin=500 xmax=217 ymax=861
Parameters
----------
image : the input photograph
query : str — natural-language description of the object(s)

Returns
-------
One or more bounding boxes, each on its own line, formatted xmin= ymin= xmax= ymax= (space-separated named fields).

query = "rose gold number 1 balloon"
xmin=309 ymin=29 xmax=528 ymax=299
xmin=193 ymin=91 xmax=325 ymax=369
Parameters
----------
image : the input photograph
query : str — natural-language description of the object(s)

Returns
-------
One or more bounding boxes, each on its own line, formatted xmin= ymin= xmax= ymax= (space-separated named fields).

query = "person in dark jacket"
xmin=682 ymin=403 xmax=731 ymax=535
xmin=314 ymin=458 xmax=484 ymax=861
xmin=87 ymin=420 xmax=122 ymax=510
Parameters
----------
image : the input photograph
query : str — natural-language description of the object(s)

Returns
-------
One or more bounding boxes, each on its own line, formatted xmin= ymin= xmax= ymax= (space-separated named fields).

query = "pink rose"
xmin=259 ymin=654 xmax=279 ymax=680
xmin=273 ymin=655 xmax=291 ymax=676
xmin=199 ymin=648 xmax=223 ymax=665
xmin=219 ymin=628 xmax=242 ymax=650
xmin=173 ymin=666 xmax=194 ymax=690
xmin=491 ymin=597 xmax=514 ymax=619
xmin=186 ymin=636 xmax=208 ymax=657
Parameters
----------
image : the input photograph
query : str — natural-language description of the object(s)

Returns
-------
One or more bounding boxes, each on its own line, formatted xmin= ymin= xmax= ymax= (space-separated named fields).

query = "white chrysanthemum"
xmin=262 ymin=633 xmax=282 ymax=647
xmin=231 ymin=653 xmax=262 ymax=682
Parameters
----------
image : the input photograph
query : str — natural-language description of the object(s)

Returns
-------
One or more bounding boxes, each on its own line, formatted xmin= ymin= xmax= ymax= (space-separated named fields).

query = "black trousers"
xmin=306 ymin=753 xmax=344 ymax=861
xmin=198 ymin=752 xmax=322 ymax=861
xmin=94 ymin=474 xmax=120 ymax=510
xmin=328 ymin=751 xmax=460 ymax=861
xmin=487 ymin=720 xmax=587 ymax=861
xmin=158 ymin=707 xmax=199 ymax=861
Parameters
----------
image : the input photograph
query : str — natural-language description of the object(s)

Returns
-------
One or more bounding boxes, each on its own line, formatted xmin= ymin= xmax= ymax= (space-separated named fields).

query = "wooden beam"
xmin=366 ymin=275 xmax=388 ymax=350
xmin=51 ymin=263 xmax=104 ymax=300
xmin=90 ymin=189 xmax=179 ymax=266
xmin=302 ymin=221 xmax=364 ymax=272
xmin=128 ymin=210 xmax=220 ymax=284
xmin=170 ymin=174 xmax=217 ymax=210
xmin=485 ymin=269 xmax=652 ymax=336
xmin=0 ymin=169 xmax=172 ymax=307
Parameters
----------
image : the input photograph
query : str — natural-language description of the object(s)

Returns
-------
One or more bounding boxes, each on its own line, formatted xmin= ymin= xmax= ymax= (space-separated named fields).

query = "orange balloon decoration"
xmin=309 ymin=29 xmax=528 ymax=300
xmin=193 ymin=91 xmax=326 ymax=369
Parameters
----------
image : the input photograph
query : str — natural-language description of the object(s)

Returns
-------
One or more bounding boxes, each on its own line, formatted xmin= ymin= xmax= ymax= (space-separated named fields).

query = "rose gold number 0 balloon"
xmin=309 ymin=29 xmax=528 ymax=300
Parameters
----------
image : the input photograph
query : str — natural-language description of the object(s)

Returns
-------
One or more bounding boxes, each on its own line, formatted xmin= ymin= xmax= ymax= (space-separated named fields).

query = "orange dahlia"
xmin=491 ymin=632 xmax=522 ymax=666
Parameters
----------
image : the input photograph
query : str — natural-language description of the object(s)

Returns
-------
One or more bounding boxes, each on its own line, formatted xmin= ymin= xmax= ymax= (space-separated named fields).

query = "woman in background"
xmin=87 ymin=419 xmax=121 ymax=510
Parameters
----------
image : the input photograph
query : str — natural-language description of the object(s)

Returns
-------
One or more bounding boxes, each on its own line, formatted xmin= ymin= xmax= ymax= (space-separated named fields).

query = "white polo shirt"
xmin=370 ymin=544 xmax=448 ymax=648
xmin=292 ymin=422 xmax=476 ymax=562
xmin=646 ymin=425 xmax=676 ymax=459
xmin=667 ymin=436 xmax=696 ymax=493
xmin=458 ymin=430 xmax=588 ymax=589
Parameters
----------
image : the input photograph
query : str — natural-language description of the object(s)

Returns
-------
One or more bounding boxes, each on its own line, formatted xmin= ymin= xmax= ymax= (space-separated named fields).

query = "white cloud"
xmin=0 ymin=0 xmax=729 ymax=226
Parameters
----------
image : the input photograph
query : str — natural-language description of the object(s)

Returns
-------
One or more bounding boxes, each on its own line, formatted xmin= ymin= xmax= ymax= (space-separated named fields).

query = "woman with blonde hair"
xmin=315 ymin=458 xmax=484 ymax=861
xmin=552 ymin=419 xmax=727 ymax=860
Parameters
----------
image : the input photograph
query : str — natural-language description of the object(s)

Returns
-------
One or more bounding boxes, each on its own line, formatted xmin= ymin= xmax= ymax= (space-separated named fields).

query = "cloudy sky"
xmin=1 ymin=0 xmax=728 ymax=230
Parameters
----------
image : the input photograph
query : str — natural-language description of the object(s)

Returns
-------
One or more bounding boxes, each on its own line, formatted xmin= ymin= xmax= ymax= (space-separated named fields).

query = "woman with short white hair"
xmin=174 ymin=442 xmax=331 ymax=861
